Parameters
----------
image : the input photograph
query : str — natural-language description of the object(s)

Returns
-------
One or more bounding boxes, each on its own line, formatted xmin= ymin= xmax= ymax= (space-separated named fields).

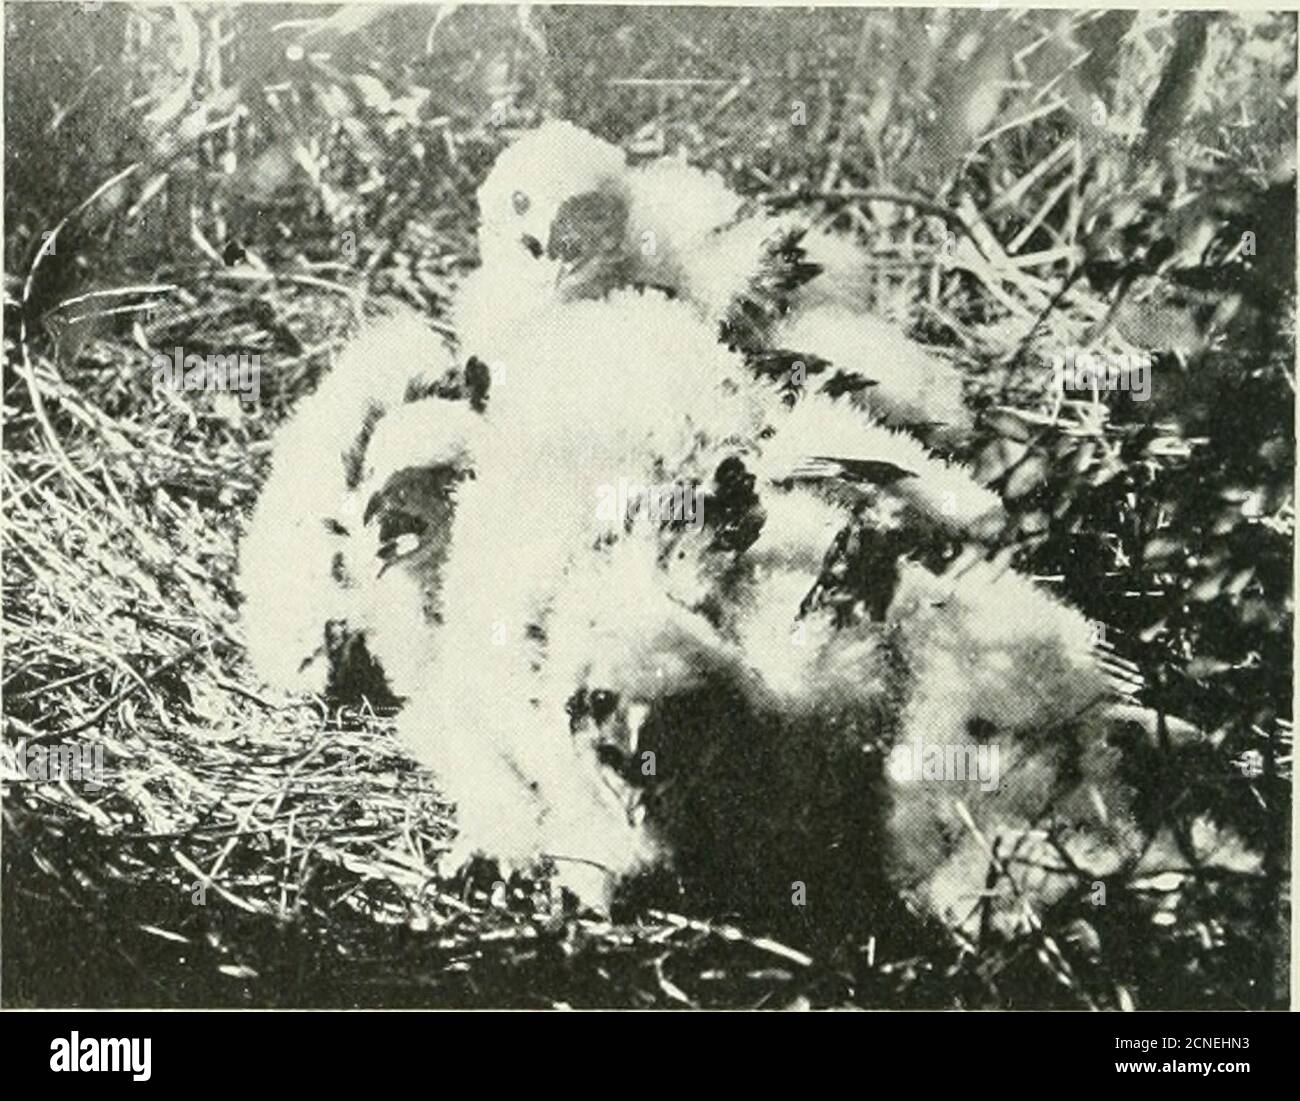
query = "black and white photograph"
xmin=1 ymin=1 xmax=1294 ymax=1019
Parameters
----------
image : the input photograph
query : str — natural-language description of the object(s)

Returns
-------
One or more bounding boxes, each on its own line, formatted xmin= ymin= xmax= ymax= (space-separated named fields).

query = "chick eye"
xmin=589 ymin=689 xmax=619 ymax=724
xmin=511 ymin=190 xmax=531 ymax=215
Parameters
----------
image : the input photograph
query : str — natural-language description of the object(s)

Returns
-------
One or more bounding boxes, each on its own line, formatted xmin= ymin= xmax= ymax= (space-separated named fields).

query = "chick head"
xmin=546 ymin=534 xmax=744 ymax=762
xmin=475 ymin=120 xmax=629 ymax=280
xmin=347 ymin=395 xmax=478 ymax=595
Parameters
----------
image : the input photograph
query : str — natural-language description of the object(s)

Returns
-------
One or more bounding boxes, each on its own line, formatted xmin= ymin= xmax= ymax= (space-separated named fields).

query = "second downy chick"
xmin=239 ymin=310 xmax=482 ymax=704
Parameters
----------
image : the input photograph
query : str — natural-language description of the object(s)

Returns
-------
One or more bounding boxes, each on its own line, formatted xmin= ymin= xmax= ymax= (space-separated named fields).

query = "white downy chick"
xmin=339 ymin=394 xmax=487 ymax=700
xmin=882 ymin=552 xmax=1126 ymax=934
xmin=881 ymin=551 xmax=1260 ymax=938
xmin=239 ymin=311 xmax=458 ymax=697
xmin=611 ymin=167 xmax=975 ymax=445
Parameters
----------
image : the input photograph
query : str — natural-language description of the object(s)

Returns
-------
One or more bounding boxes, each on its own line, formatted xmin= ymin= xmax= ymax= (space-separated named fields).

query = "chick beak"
xmin=624 ymin=787 xmax=647 ymax=830
xmin=624 ymin=702 xmax=649 ymax=758
xmin=547 ymin=189 xmax=629 ymax=298
xmin=549 ymin=246 xmax=593 ymax=298
xmin=553 ymin=259 xmax=577 ymax=294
